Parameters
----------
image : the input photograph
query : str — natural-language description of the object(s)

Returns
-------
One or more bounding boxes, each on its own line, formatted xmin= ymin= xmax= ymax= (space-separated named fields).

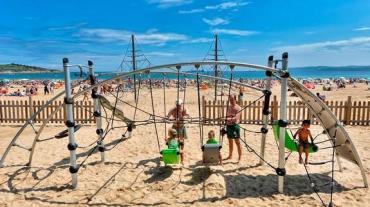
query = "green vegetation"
xmin=0 ymin=63 xmax=60 ymax=73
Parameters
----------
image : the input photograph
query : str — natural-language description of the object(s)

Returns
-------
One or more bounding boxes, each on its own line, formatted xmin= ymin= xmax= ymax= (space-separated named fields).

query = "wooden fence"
xmin=202 ymin=96 xmax=370 ymax=126
xmin=0 ymin=97 xmax=95 ymax=124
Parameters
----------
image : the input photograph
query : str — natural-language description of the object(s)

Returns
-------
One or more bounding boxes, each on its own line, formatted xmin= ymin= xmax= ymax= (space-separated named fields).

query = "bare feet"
xmin=224 ymin=156 xmax=232 ymax=160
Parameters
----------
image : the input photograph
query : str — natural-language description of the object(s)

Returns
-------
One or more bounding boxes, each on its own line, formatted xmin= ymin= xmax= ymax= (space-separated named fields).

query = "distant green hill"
xmin=0 ymin=63 xmax=60 ymax=73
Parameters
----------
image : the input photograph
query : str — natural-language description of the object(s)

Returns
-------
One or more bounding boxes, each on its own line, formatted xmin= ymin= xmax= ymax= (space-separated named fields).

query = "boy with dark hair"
xmin=293 ymin=120 xmax=314 ymax=164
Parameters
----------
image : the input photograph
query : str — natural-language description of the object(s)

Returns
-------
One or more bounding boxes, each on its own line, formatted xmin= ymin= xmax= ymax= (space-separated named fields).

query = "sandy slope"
xmin=0 ymin=85 xmax=369 ymax=207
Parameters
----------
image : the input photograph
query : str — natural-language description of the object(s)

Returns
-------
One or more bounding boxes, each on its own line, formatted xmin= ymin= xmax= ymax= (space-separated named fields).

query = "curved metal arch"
xmin=0 ymin=80 xmax=88 ymax=167
xmin=28 ymin=104 xmax=65 ymax=167
xmin=73 ymin=61 xmax=280 ymax=98
xmin=1 ymin=62 xmax=270 ymax=167
xmin=0 ymin=90 xmax=66 ymax=167
xmin=152 ymin=71 xmax=265 ymax=92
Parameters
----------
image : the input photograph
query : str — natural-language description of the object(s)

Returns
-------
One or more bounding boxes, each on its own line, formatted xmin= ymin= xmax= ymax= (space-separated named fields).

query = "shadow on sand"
xmin=0 ymin=143 xmax=362 ymax=207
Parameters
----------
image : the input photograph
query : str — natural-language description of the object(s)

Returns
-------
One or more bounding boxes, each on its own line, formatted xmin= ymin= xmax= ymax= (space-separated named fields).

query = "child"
xmin=293 ymin=120 xmax=314 ymax=164
xmin=165 ymin=128 xmax=184 ymax=165
xmin=203 ymin=130 xmax=223 ymax=165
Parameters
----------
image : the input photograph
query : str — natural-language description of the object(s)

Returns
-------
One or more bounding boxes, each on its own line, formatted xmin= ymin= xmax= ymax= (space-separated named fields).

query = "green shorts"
xmin=226 ymin=124 xmax=240 ymax=139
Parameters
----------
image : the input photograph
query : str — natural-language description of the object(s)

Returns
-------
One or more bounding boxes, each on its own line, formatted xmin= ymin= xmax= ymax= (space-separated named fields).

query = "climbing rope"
xmin=176 ymin=67 xmax=180 ymax=140
xmin=133 ymin=73 xmax=142 ymax=121
xmin=195 ymin=66 xmax=204 ymax=146
xmin=148 ymin=73 xmax=161 ymax=153
xmin=163 ymin=73 xmax=167 ymax=138
xmin=239 ymin=136 xmax=276 ymax=170
xmin=221 ymin=66 xmax=234 ymax=145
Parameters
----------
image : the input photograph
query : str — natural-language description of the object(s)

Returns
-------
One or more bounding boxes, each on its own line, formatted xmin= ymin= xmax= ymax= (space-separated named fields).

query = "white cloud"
xmin=273 ymin=36 xmax=370 ymax=53
xmin=147 ymin=0 xmax=192 ymax=8
xmin=178 ymin=8 xmax=204 ymax=14
xmin=78 ymin=28 xmax=188 ymax=45
xmin=203 ymin=18 xmax=229 ymax=26
xmin=48 ymin=23 xmax=87 ymax=31
xmin=182 ymin=37 xmax=213 ymax=43
xmin=354 ymin=26 xmax=370 ymax=31
xmin=305 ymin=31 xmax=316 ymax=35
xmin=146 ymin=52 xmax=177 ymax=57
xmin=211 ymin=28 xmax=258 ymax=36
xmin=178 ymin=1 xmax=249 ymax=14
xmin=205 ymin=1 xmax=250 ymax=10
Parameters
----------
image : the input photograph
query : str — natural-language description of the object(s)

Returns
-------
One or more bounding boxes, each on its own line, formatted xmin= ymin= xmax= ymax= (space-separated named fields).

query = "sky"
xmin=1 ymin=0 xmax=370 ymax=71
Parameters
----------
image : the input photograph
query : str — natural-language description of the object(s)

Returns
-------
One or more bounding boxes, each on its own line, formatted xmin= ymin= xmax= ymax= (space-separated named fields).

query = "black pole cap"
xmin=268 ymin=55 xmax=274 ymax=61
xmin=65 ymin=120 xmax=76 ymax=128
xmin=127 ymin=123 xmax=133 ymax=132
xmin=265 ymin=71 xmax=273 ymax=77
xmin=263 ymin=90 xmax=272 ymax=96
xmin=261 ymin=127 xmax=268 ymax=134
xmin=67 ymin=143 xmax=78 ymax=151
xmin=176 ymin=65 xmax=181 ymax=70
xmin=96 ymin=128 xmax=103 ymax=135
xmin=312 ymin=144 xmax=319 ymax=152
xmin=278 ymin=119 xmax=288 ymax=127
xmin=276 ymin=168 xmax=286 ymax=176
xmin=63 ymin=58 xmax=69 ymax=64
xmin=98 ymin=146 xmax=105 ymax=152
xmin=88 ymin=60 xmax=93 ymax=66
xmin=280 ymin=72 xmax=290 ymax=78
xmin=69 ymin=166 xmax=79 ymax=174
xmin=282 ymin=52 xmax=288 ymax=59
xmin=93 ymin=111 xmax=101 ymax=117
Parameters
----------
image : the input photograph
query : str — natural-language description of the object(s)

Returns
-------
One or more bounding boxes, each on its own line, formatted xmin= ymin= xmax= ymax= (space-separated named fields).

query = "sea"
xmin=1 ymin=66 xmax=369 ymax=81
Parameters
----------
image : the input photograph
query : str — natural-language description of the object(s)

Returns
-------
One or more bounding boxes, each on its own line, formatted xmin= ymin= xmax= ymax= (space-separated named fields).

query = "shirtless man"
xmin=167 ymin=99 xmax=189 ymax=163
xmin=225 ymin=95 xmax=242 ymax=162
xmin=293 ymin=120 xmax=314 ymax=164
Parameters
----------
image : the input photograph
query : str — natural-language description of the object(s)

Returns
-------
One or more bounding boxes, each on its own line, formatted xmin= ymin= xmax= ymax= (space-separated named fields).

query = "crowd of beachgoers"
xmin=0 ymin=77 xmax=368 ymax=97
xmin=0 ymin=80 xmax=64 ymax=97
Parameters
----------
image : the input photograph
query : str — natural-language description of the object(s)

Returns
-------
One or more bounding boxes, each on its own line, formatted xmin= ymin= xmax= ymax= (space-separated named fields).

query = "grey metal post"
xmin=259 ymin=55 xmax=273 ymax=165
xmin=277 ymin=52 xmax=289 ymax=193
xmin=88 ymin=60 xmax=105 ymax=162
xmin=63 ymin=58 xmax=78 ymax=188
xmin=214 ymin=34 xmax=218 ymax=101
xmin=335 ymin=152 xmax=343 ymax=172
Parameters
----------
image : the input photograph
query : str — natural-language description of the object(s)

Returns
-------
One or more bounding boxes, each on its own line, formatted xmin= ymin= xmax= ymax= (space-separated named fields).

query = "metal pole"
xmin=214 ymin=34 xmax=218 ymax=101
xmin=277 ymin=52 xmax=289 ymax=193
xmin=259 ymin=55 xmax=273 ymax=165
xmin=335 ymin=151 xmax=343 ymax=172
xmin=63 ymin=58 xmax=78 ymax=188
xmin=88 ymin=60 xmax=105 ymax=162
xmin=131 ymin=34 xmax=137 ymax=101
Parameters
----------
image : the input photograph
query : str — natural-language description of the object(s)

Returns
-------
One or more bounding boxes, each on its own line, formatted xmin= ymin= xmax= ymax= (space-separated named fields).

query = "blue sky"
xmin=1 ymin=0 xmax=370 ymax=71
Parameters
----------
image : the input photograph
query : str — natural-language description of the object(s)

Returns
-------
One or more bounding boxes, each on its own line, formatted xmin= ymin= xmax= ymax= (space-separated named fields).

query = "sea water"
xmin=1 ymin=66 xmax=369 ymax=80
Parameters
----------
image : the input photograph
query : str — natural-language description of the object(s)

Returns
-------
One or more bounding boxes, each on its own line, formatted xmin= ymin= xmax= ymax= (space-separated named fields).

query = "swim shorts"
xmin=226 ymin=124 xmax=241 ymax=139
xmin=172 ymin=125 xmax=188 ymax=139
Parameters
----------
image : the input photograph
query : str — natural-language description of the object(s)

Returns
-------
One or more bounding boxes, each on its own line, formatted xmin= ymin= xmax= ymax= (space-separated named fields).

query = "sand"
xmin=0 ymin=83 xmax=369 ymax=207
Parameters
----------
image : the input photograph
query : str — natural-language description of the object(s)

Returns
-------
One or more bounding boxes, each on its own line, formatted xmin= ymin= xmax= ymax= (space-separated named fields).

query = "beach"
xmin=0 ymin=79 xmax=369 ymax=207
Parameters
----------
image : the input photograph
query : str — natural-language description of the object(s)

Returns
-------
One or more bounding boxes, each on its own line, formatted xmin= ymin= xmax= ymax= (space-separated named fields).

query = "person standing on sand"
xmin=167 ymin=99 xmax=189 ymax=164
xmin=44 ymin=83 xmax=49 ymax=95
xmin=238 ymin=86 xmax=245 ymax=103
xmin=224 ymin=95 xmax=242 ymax=162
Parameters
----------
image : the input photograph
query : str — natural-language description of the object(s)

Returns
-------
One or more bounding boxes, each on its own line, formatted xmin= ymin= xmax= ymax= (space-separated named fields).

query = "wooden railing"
xmin=202 ymin=96 xmax=370 ymax=126
xmin=0 ymin=97 xmax=95 ymax=124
